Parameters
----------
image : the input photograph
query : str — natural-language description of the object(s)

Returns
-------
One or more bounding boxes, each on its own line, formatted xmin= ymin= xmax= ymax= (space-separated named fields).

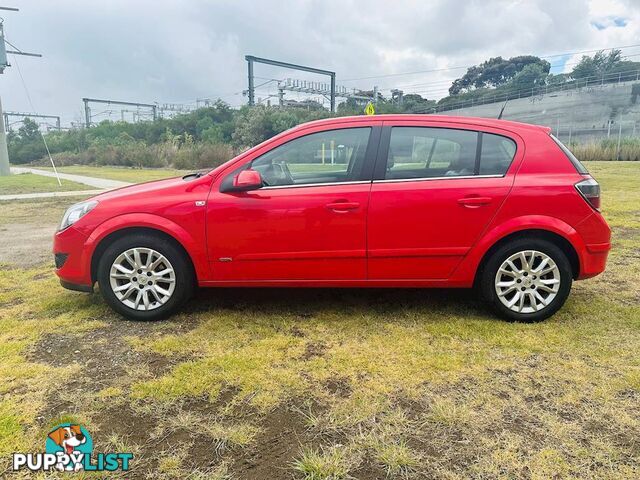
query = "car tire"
xmin=97 ymin=233 xmax=194 ymax=321
xmin=479 ymin=238 xmax=573 ymax=322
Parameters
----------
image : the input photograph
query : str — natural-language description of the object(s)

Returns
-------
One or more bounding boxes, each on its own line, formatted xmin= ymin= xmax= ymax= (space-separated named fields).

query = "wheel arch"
xmin=473 ymin=228 xmax=580 ymax=288
xmin=90 ymin=226 xmax=199 ymax=284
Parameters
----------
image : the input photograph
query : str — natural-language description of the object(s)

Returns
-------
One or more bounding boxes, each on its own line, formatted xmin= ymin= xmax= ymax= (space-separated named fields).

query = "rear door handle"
xmin=326 ymin=201 xmax=360 ymax=212
xmin=458 ymin=196 xmax=492 ymax=208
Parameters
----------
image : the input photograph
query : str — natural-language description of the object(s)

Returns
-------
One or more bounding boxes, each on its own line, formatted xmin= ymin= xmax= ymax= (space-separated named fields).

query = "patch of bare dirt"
xmin=350 ymin=460 xmax=388 ymax=480
xmin=300 ymin=340 xmax=327 ymax=360
xmin=91 ymin=402 xmax=230 ymax=477
xmin=29 ymin=314 xmax=201 ymax=421
xmin=612 ymin=226 xmax=639 ymax=241
xmin=0 ymin=222 xmax=57 ymax=267
xmin=31 ymin=319 xmax=191 ymax=383
xmin=27 ymin=315 xmax=225 ymax=478
xmin=289 ymin=326 xmax=306 ymax=338
xmin=231 ymin=407 xmax=319 ymax=480
xmin=324 ymin=376 xmax=352 ymax=398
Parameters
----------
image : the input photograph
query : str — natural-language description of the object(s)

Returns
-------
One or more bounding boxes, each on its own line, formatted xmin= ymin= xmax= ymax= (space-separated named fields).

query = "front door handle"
xmin=458 ymin=196 xmax=492 ymax=208
xmin=326 ymin=201 xmax=360 ymax=212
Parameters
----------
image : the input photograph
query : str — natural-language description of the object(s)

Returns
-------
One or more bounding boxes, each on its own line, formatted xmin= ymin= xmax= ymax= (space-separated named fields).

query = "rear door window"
xmin=479 ymin=133 xmax=517 ymax=175
xmin=385 ymin=127 xmax=479 ymax=179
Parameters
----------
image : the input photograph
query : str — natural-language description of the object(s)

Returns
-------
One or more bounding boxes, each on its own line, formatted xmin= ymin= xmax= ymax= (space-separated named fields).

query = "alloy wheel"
xmin=109 ymin=247 xmax=176 ymax=311
xmin=494 ymin=250 xmax=561 ymax=314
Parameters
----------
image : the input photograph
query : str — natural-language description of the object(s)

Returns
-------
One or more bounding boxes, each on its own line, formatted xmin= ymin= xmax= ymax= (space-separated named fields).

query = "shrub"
xmin=170 ymin=142 xmax=234 ymax=170
xmin=571 ymin=137 xmax=640 ymax=162
xmin=36 ymin=141 xmax=234 ymax=170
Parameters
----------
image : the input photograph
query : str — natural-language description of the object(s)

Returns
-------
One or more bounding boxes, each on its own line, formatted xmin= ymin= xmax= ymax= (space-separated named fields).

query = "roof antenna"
xmin=497 ymin=98 xmax=509 ymax=120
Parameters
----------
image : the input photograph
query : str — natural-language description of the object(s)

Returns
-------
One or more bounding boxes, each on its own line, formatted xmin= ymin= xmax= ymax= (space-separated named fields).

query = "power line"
xmin=341 ymin=43 xmax=640 ymax=82
xmin=9 ymin=52 xmax=61 ymax=185
xmin=397 ymin=52 xmax=640 ymax=99
xmin=408 ymin=67 xmax=640 ymax=114
xmin=380 ymin=50 xmax=638 ymax=90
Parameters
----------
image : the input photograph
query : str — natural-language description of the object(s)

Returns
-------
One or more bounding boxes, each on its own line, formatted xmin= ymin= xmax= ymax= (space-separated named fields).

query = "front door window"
xmin=251 ymin=128 xmax=371 ymax=187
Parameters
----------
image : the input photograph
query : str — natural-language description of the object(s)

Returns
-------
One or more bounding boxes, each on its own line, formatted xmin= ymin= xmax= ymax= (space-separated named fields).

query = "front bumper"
xmin=53 ymin=225 xmax=94 ymax=292
xmin=60 ymin=279 xmax=94 ymax=293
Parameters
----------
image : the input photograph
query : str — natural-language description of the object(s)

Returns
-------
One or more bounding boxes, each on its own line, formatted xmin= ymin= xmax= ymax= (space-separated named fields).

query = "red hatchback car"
xmin=54 ymin=115 xmax=610 ymax=322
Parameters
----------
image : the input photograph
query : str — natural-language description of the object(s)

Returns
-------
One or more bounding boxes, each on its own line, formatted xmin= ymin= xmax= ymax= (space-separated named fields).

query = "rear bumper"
xmin=578 ymin=242 xmax=610 ymax=279
xmin=53 ymin=225 xmax=94 ymax=291
xmin=575 ymin=210 xmax=611 ymax=280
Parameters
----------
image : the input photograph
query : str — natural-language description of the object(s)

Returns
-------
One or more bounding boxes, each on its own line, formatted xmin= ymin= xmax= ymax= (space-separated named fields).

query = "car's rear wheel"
xmin=479 ymin=238 xmax=572 ymax=322
xmin=97 ymin=233 xmax=194 ymax=321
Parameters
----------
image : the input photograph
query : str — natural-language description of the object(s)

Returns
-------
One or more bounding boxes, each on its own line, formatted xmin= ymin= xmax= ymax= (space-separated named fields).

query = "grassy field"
xmin=0 ymin=161 xmax=638 ymax=479
xmin=36 ymin=165 xmax=188 ymax=183
xmin=0 ymin=172 xmax=88 ymax=194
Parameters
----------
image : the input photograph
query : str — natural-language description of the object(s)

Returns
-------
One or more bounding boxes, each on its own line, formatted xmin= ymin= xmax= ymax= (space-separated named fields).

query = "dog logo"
xmin=13 ymin=421 xmax=131 ymax=473
xmin=45 ymin=423 xmax=92 ymax=472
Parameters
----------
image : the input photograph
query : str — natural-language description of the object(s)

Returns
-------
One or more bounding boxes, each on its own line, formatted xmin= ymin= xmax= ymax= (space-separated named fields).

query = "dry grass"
xmin=0 ymin=161 xmax=638 ymax=479
xmin=0 ymin=265 xmax=104 ymax=461
xmin=293 ymin=445 xmax=357 ymax=480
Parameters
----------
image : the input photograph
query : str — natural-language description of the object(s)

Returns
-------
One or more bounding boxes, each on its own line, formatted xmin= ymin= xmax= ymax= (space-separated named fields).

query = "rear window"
xmin=551 ymin=134 xmax=588 ymax=174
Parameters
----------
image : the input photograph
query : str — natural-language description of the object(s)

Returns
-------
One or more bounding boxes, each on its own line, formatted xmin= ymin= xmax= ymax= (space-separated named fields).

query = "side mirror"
xmin=232 ymin=169 xmax=263 ymax=191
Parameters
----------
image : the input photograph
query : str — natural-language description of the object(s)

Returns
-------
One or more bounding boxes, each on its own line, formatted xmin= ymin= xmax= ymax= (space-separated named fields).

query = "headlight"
xmin=59 ymin=200 xmax=98 ymax=231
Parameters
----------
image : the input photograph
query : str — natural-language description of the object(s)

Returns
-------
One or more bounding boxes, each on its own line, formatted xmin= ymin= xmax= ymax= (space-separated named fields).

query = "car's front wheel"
xmin=97 ymin=233 xmax=194 ymax=321
xmin=480 ymin=238 xmax=573 ymax=322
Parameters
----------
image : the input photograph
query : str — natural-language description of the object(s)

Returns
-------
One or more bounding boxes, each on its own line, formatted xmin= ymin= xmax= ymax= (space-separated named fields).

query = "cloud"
xmin=1 ymin=0 xmax=639 ymax=124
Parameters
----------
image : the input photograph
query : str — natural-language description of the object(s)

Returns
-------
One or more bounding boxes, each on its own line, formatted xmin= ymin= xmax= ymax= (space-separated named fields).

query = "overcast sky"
xmin=2 ymin=0 xmax=639 ymax=125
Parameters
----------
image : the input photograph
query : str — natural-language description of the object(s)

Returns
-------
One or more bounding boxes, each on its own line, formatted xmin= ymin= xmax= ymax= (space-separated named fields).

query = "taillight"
xmin=575 ymin=178 xmax=601 ymax=210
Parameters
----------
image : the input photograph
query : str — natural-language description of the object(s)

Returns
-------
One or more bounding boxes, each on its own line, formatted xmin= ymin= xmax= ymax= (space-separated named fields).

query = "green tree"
xmin=401 ymin=94 xmax=436 ymax=113
xmin=449 ymin=56 xmax=550 ymax=94
xmin=201 ymin=125 xmax=226 ymax=143
xmin=508 ymin=63 xmax=549 ymax=90
xmin=571 ymin=49 xmax=622 ymax=79
xmin=17 ymin=117 xmax=41 ymax=141
xmin=546 ymin=72 xmax=569 ymax=86
xmin=231 ymin=105 xmax=328 ymax=149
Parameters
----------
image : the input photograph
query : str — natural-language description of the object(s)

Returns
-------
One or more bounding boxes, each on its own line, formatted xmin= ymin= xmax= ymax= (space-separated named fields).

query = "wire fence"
xmin=416 ymin=68 xmax=640 ymax=114
xmin=551 ymin=120 xmax=640 ymax=161
xmin=553 ymin=120 xmax=638 ymax=145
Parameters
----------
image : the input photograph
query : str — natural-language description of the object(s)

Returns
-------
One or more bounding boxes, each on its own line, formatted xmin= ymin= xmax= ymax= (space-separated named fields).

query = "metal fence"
xmin=419 ymin=68 xmax=640 ymax=114
xmin=553 ymin=120 xmax=638 ymax=145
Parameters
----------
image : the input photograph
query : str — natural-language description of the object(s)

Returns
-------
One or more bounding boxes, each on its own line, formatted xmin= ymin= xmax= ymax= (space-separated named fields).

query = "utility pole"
xmin=277 ymin=83 xmax=285 ymax=107
xmin=0 ymin=6 xmax=43 ymax=177
xmin=0 ymin=98 xmax=9 ymax=175
xmin=330 ymin=74 xmax=336 ymax=113
xmin=245 ymin=55 xmax=337 ymax=113
xmin=82 ymin=98 xmax=157 ymax=128
xmin=0 ymin=13 xmax=14 ymax=175
xmin=247 ymin=58 xmax=254 ymax=106
xmin=4 ymin=111 xmax=61 ymax=131
xmin=279 ymin=78 xmax=370 ymax=106
xmin=83 ymin=98 xmax=91 ymax=128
